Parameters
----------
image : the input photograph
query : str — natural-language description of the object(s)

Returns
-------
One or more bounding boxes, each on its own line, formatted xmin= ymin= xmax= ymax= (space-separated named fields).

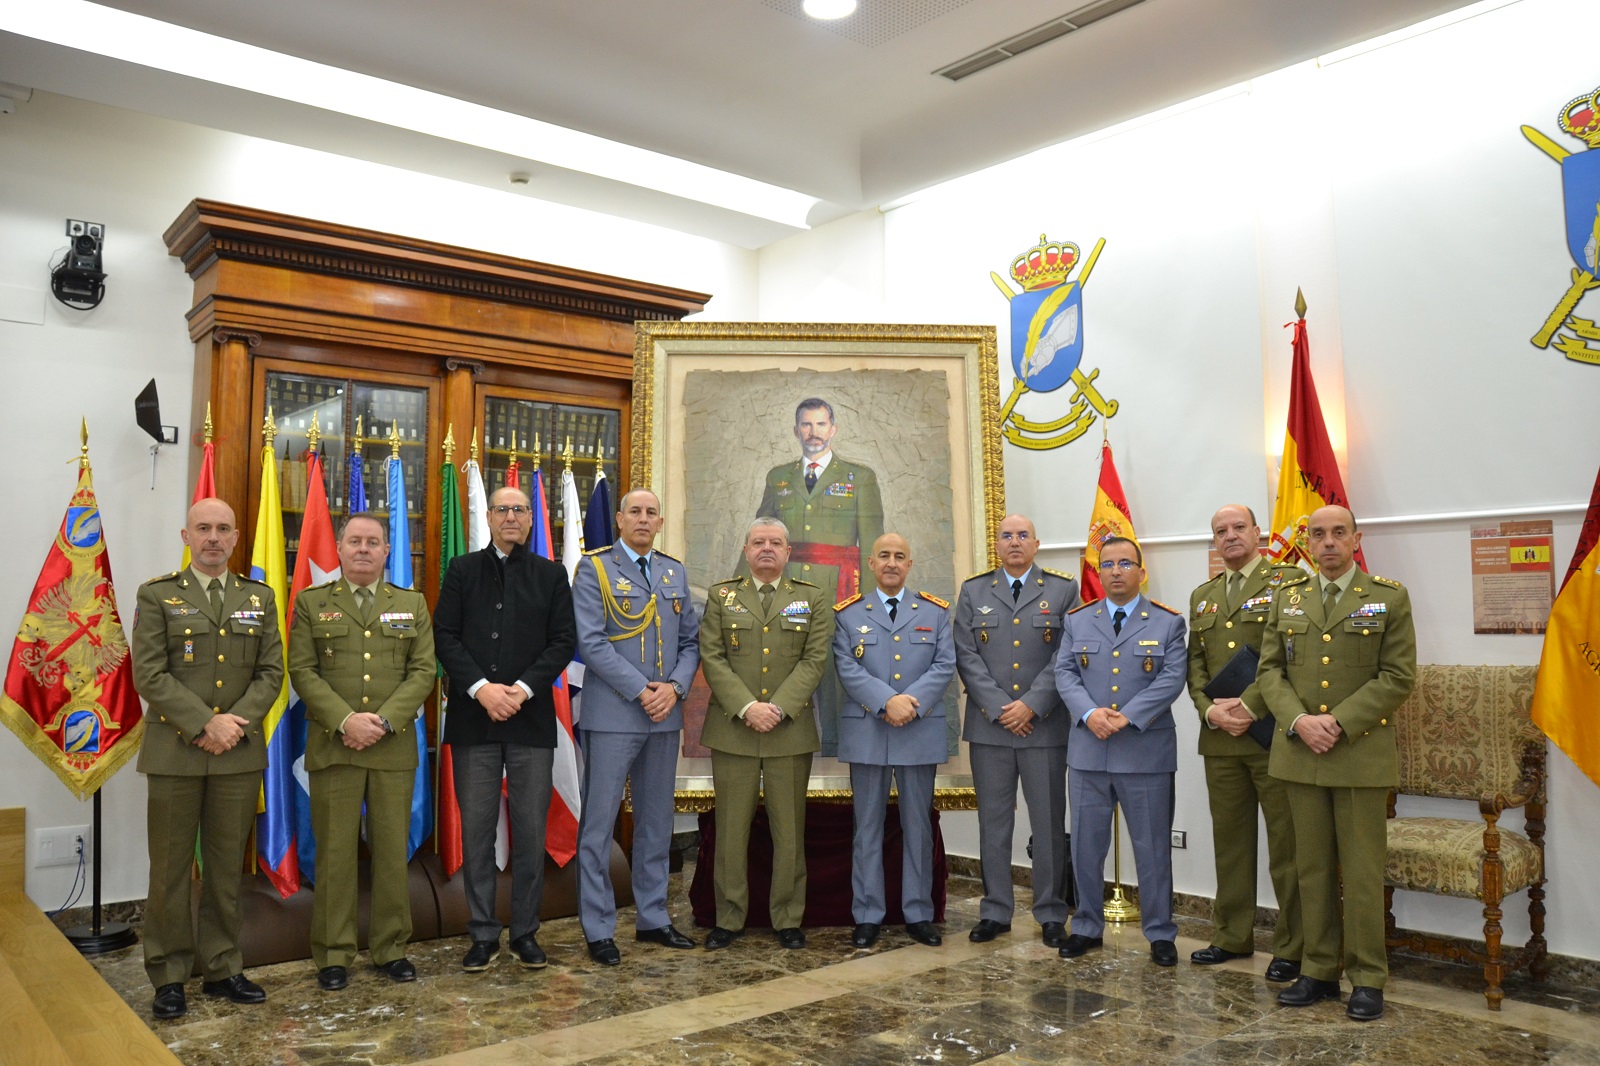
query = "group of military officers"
xmin=131 ymin=483 xmax=1411 ymax=1026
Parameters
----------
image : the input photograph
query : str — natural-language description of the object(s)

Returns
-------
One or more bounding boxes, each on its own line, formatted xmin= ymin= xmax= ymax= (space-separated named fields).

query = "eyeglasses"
xmin=1098 ymin=559 xmax=1139 ymax=572
xmin=491 ymin=505 xmax=530 ymax=516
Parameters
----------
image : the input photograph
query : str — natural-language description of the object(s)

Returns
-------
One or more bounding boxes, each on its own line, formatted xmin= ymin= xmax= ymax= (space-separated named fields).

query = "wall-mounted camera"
xmin=51 ymin=219 xmax=106 ymax=310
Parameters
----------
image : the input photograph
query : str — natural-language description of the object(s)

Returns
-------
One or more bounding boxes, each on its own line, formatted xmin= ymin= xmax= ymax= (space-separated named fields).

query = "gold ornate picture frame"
xmin=631 ymin=322 xmax=1004 ymax=810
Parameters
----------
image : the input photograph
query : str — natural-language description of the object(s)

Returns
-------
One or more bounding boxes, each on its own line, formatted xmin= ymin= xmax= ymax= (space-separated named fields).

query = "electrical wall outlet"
xmin=36 ymin=825 xmax=90 ymax=868
xmin=1170 ymin=829 xmax=1187 ymax=849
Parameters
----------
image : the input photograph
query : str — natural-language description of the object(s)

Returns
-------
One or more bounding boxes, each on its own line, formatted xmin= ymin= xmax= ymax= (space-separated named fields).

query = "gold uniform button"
xmin=364 ymin=652 xmax=372 ymax=660
xmin=1225 ymin=621 xmax=1234 ymax=629
xmin=184 ymin=628 xmax=192 ymax=636
xmin=1111 ymin=685 xmax=1119 ymax=693
xmin=217 ymin=654 xmax=225 ymax=662
xmin=1013 ymin=618 xmax=1020 ymax=625
xmin=365 ymin=630 xmax=373 ymax=638
xmin=803 ymin=564 xmax=812 ymax=571
xmin=1012 ymin=662 xmax=1020 ymax=669
xmin=1319 ymin=704 xmax=1328 ymax=712
xmin=764 ymin=626 xmax=770 ymax=633
xmin=1322 ymin=633 xmax=1332 ymax=643
xmin=1380 ymin=718 xmax=1388 ymax=726
xmin=212 ymin=706 xmax=220 ymax=714
xmin=894 ymin=674 xmax=901 ymax=681
xmin=363 ymin=674 xmax=371 ymax=682
xmin=893 ymin=635 xmax=901 ymax=642
xmin=362 ymin=696 xmax=370 ymax=704
xmin=1321 ymin=680 xmax=1330 ymax=689
xmin=1013 ymin=640 xmax=1021 ymax=647
xmin=761 ymin=689 xmax=769 ymax=696
xmin=1110 ymin=703 xmax=1120 ymax=711
xmin=215 ymin=680 xmax=224 ymax=689
xmin=805 ymin=524 xmax=812 ymax=531
xmin=1012 ymin=684 xmax=1021 ymax=692
xmin=1322 ymin=656 xmax=1331 ymax=665
xmin=764 ymin=648 xmax=771 ymax=655
xmin=1227 ymin=641 xmax=1236 ymax=649
xmin=159 ymin=715 xmax=167 ymax=723
xmin=219 ymin=629 xmax=227 ymax=636
xmin=762 ymin=666 xmax=769 ymax=673
xmin=895 ymin=654 xmax=902 ymax=661
xmin=1112 ymin=651 xmax=1120 ymax=658
xmin=1112 ymin=667 xmax=1120 ymax=675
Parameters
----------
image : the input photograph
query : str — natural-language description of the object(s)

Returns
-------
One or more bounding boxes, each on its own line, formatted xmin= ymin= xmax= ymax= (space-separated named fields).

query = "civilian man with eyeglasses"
xmin=434 ymin=486 xmax=577 ymax=974
xmin=1054 ymin=536 xmax=1188 ymax=966
xmin=953 ymin=514 xmax=1079 ymax=947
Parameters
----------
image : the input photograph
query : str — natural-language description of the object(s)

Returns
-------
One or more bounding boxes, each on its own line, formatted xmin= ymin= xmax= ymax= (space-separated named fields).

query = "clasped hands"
xmin=341 ymin=711 xmax=390 ymax=750
xmin=1085 ymin=706 xmax=1130 ymax=740
xmin=639 ymin=681 xmax=679 ymax=723
xmin=996 ymin=699 xmax=1036 ymax=737
xmin=477 ymin=682 xmax=528 ymax=722
xmin=1205 ymin=697 xmax=1256 ymax=737
xmin=195 ymin=712 xmax=250 ymax=755
xmin=1294 ymin=712 xmax=1343 ymax=754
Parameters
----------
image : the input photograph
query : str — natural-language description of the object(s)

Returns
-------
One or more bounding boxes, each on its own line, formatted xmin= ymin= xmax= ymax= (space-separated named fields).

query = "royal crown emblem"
xmin=1523 ymin=85 xmax=1600 ymax=365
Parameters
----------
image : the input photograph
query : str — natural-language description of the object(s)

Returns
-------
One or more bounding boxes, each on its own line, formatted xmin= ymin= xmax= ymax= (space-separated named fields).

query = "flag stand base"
xmin=64 ymin=920 xmax=138 ymax=956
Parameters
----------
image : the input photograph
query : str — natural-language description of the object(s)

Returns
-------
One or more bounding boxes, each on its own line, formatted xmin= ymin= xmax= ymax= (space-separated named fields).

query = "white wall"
xmin=756 ymin=0 xmax=1600 ymax=960
xmin=0 ymin=90 xmax=757 ymax=910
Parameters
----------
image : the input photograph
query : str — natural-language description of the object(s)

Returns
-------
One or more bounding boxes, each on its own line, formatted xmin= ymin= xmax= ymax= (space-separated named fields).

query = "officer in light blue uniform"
xmin=1054 ymin=536 xmax=1188 ymax=966
xmin=572 ymin=489 xmax=701 ymax=966
xmin=832 ymin=533 xmax=956 ymax=949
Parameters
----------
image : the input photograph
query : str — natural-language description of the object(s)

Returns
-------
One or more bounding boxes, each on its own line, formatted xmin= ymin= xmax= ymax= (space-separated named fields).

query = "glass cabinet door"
xmin=481 ymin=395 xmax=621 ymax=560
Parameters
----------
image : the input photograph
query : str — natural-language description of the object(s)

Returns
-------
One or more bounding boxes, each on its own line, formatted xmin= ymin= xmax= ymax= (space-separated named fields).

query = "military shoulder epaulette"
xmin=834 ymin=592 xmax=863 ymax=611
xmin=236 ymin=572 xmax=269 ymax=586
xmin=652 ymin=550 xmax=683 ymax=564
xmin=1149 ymin=599 xmax=1182 ymax=615
xmin=1267 ymin=561 xmax=1304 ymax=571
xmin=787 ymin=577 xmax=822 ymax=589
xmin=1041 ymin=567 xmax=1075 ymax=582
xmin=305 ymin=579 xmax=339 ymax=593
xmin=143 ymin=570 xmax=183 ymax=586
xmin=1068 ymin=601 xmax=1095 ymax=614
xmin=713 ymin=576 xmax=745 ymax=588
xmin=965 ymin=568 xmax=995 ymax=583
xmin=583 ymin=545 xmax=609 ymax=556
xmin=1273 ymin=569 xmax=1312 ymax=586
xmin=917 ymin=590 xmax=950 ymax=609
xmin=1371 ymin=575 xmax=1403 ymax=589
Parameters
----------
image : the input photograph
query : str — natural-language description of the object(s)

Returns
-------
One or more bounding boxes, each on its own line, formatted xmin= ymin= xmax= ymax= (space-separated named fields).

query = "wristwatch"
xmin=670 ymin=681 xmax=686 ymax=699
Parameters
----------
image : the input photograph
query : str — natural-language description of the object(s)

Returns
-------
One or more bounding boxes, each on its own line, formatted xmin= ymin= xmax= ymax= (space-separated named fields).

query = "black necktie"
xmin=639 ymin=554 xmax=651 ymax=587
xmin=1113 ymin=607 xmax=1126 ymax=635
xmin=886 ymin=596 xmax=899 ymax=622
xmin=1011 ymin=579 xmax=1022 ymax=602
xmin=805 ymin=462 xmax=819 ymax=491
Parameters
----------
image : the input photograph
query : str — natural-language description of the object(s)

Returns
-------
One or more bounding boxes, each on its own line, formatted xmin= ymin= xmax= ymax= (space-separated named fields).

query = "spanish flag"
xmin=1081 ymin=440 xmax=1140 ymax=603
xmin=1268 ymin=307 xmax=1365 ymax=572
xmin=1530 ymin=462 xmax=1600 ymax=789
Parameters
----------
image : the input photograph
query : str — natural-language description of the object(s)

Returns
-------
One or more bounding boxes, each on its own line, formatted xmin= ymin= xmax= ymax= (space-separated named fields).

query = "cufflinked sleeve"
xmin=698 ymin=588 xmax=756 ymax=717
xmin=770 ymin=587 xmax=833 ymax=719
xmin=376 ymin=596 xmax=437 ymax=730
xmin=287 ymin=592 xmax=356 ymax=733
xmin=232 ymin=584 xmax=286 ymax=727
xmin=130 ymin=580 xmax=215 ymax=741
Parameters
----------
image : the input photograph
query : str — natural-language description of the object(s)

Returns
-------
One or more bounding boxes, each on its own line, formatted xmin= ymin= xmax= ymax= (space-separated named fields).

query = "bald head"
xmin=183 ymin=497 xmax=239 ymax=578
xmin=994 ymin=513 xmax=1039 ymax=578
xmin=868 ymin=532 xmax=913 ymax=596
xmin=1210 ymin=504 xmax=1260 ymax=571
xmin=1307 ymin=505 xmax=1360 ymax=579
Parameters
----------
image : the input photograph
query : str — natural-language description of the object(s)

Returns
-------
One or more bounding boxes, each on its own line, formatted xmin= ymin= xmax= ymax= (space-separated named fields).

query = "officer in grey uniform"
xmin=572 ymin=488 xmax=701 ymax=965
xmin=132 ymin=497 xmax=281 ymax=1021
xmin=832 ymin=533 xmax=956 ymax=948
xmin=955 ymin=513 xmax=1079 ymax=947
xmin=1055 ymin=536 xmax=1188 ymax=966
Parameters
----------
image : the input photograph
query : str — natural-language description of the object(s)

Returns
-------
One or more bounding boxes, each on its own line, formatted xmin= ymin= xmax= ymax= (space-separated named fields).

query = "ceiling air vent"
xmin=934 ymin=0 xmax=1148 ymax=82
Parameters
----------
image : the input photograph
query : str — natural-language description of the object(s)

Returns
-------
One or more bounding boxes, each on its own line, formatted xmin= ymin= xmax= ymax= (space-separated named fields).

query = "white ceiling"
xmin=1 ymin=0 xmax=1483 ymax=246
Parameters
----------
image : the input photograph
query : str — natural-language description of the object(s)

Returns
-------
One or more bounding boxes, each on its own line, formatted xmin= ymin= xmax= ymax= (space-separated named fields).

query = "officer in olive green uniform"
xmin=287 ymin=514 xmax=436 ymax=989
xmin=1257 ymin=506 xmax=1415 ymax=1022
xmin=1186 ymin=504 xmax=1303 ymax=979
xmin=698 ymin=517 xmax=832 ymax=948
xmin=133 ymin=498 xmax=282 ymax=1020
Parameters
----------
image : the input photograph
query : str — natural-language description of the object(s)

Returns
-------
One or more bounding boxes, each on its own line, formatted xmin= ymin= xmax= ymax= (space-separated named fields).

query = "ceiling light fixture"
xmin=802 ymin=0 xmax=858 ymax=20
xmin=1 ymin=0 xmax=818 ymax=228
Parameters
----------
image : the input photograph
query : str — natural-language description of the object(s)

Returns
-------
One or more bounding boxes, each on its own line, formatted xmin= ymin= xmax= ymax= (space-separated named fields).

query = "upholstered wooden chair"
xmin=1384 ymin=663 xmax=1548 ymax=1010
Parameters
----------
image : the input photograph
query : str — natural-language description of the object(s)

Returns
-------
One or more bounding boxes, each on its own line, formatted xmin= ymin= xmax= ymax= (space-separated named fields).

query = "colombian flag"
xmin=1530 ymin=462 xmax=1600 ymax=789
xmin=250 ymin=434 xmax=297 ymax=897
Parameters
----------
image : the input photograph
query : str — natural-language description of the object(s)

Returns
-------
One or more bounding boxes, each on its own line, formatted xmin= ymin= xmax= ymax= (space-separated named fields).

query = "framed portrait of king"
xmin=630 ymin=322 xmax=1005 ymax=811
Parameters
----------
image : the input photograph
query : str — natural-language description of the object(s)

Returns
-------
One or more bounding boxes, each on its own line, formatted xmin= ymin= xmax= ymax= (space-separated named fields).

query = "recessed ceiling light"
xmin=802 ymin=0 xmax=857 ymax=20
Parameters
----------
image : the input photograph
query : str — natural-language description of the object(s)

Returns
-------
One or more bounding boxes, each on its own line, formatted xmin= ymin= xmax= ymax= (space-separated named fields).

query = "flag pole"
xmin=1102 ymin=805 xmax=1141 ymax=924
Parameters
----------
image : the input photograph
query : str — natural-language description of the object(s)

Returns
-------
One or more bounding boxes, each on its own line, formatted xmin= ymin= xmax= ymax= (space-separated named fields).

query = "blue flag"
xmin=583 ymin=469 xmax=614 ymax=552
xmin=386 ymin=455 xmax=432 ymax=860
xmin=348 ymin=446 xmax=367 ymax=515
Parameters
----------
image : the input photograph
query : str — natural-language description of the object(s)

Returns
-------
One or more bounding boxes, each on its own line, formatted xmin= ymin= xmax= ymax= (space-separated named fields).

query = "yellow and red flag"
xmin=1530 ymin=462 xmax=1600 ymax=789
xmin=1081 ymin=440 xmax=1141 ymax=603
xmin=1269 ymin=311 xmax=1365 ymax=572
xmin=1 ymin=428 xmax=144 ymax=798
xmin=179 ymin=416 xmax=217 ymax=571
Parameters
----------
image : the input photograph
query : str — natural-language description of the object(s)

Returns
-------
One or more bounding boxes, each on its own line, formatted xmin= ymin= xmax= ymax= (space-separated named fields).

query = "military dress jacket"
xmin=132 ymin=570 xmax=283 ymax=776
xmin=1055 ymin=598 xmax=1188 ymax=774
xmin=698 ymin=575 xmax=831 ymax=759
xmin=955 ymin=567 xmax=1079 ymax=749
xmin=832 ymin=591 xmax=956 ymax=766
xmin=434 ymin=543 xmax=576 ymax=748
xmin=1256 ymin=568 xmax=1416 ymax=789
xmin=571 ymin=545 xmax=699 ymax=734
xmin=1186 ymin=561 xmax=1303 ymax=758
xmin=287 ymin=579 xmax=436 ymax=773
xmin=755 ymin=455 xmax=883 ymax=597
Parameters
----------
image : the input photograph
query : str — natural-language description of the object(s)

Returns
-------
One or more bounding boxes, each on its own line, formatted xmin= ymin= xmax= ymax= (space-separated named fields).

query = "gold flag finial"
xmin=595 ymin=430 xmax=605 ymax=472
xmin=308 ymin=410 xmax=322 ymax=456
xmin=79 ymin=417 xmax=89 ymax=468
xmin=533 ymin=432 xmax=543 ymax=472
xmin=443 ymin=423 xmax=456 ymax=465
xmin=509 ymin=429 xmax=519 ymax=468
xmin=263 ymin=406 xmax=277 ymax=447
xmin=563 ymin=435 xmax=574 ymax=472
xmin=388 ymin=423 xmax=402 ymax=460
xmin=1294 ymin=288 xmax=1307 ymax=319
xmin=354 ymin=414 xmax=364 ymax=450
xmin=203 ymin=402 xmax=214 ymax=444
xmin=471 ymin=425 xmax=481 ymax=465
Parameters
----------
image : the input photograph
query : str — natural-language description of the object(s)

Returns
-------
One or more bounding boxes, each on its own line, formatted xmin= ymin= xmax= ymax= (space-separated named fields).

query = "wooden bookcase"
xmin=163 ymin=200 xmax=709 ymax=596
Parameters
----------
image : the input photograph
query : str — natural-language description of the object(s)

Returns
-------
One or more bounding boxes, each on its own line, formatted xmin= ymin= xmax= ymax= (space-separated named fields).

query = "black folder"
xmin=1202 ymin=644 xmax=1274 ymax=749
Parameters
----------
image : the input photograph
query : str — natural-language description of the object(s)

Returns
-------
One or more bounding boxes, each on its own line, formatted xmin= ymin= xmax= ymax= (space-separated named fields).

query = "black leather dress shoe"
xmin=378 ymin=958 xmax=417 ymax=983
xmin=1277 ymin=975 xmax=1341 ymax=1006
xmin=906 ymin=921 xmax=942 ymax=946
xmin=776 ymin=927 xmax=807 ymax=949
xmin=1040 ymin=922 xmax=1067 ymax=948
xmin=510 ymin=935 xmax=547 ymax=968
xmin=636 ymin=924 xmax=696 ymax=949
xmin=1190 ymin=945 xmax=1253 ymax=965
xmin=152 ymin=983 xmax=187 ymax=1019
xmin=1150 ymin=940 xmax=1178 ymax=966
xmin=587 ymin=938 xmax=621 ymax=966
xmin=201 ymin=973 xmax=266 ymax=1004
xmin=704 ymin=926 xmax=743 ymax=950
xmin=968 ymin=919 xmax=1011 ymax=943
xmin=462 ymin=940 xmax=500 ymax=972
xmin=1346 ymin=986 xmax=1384 ymax=1021
xmin=852 ymin=923 xmax=881 ymax=947
xmin=1058 ymin=934 xmax=1103 ymax=958
xmin=317 ymin=966 xmax=348 ymax=991
xmin=1264 ymin=957 xmax=1301 ymax=983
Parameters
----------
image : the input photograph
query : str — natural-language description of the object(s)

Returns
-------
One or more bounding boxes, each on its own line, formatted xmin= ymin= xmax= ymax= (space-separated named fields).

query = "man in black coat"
xmin=435 ymin=486 xmax=577 ymax=972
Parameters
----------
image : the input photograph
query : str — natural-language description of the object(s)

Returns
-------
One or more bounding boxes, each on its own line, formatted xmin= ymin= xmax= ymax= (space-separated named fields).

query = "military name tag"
xmin=1349 ymin=618 xmax=1382 ymax=629
xmin=1138 ymin=640 xmax=1160 ymax=646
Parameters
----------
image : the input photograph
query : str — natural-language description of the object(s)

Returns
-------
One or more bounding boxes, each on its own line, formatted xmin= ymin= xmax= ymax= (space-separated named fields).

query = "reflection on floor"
xmin=88 ymin=862 xmax=1600 ymax=1065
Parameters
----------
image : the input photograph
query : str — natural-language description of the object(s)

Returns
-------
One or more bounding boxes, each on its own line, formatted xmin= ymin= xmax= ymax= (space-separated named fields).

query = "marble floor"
xmin=88 ymin=864 xmax=1600 ymax=1065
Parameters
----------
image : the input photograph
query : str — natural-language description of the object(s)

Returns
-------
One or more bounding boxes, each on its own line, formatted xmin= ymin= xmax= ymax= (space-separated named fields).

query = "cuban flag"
xmin=287 ymin=450 xmax=340 ymax=884
xmin=528 ymin=468 xmax=581 ymax=866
